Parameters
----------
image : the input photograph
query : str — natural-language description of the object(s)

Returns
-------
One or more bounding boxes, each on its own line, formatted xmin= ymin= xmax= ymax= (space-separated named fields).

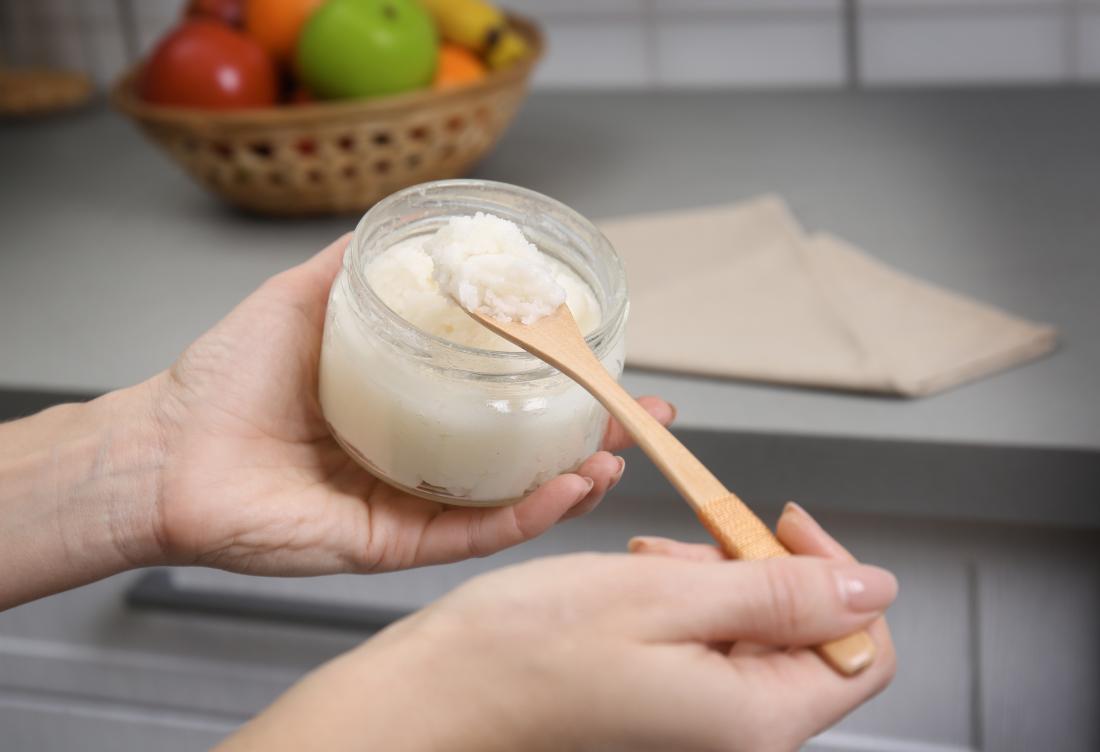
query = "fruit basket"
xmin=111 ymin=15 xmax=542 ymax=217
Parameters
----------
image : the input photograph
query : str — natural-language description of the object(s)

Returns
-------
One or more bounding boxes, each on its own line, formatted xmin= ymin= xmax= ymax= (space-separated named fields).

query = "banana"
xmin=418 ymin=0 xmax=505 ymax=54
xmin=485 ymin=27 xmax=529 ymax=69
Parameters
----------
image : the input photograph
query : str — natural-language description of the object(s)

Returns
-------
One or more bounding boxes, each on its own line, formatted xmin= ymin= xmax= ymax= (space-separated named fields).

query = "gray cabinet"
xmin=3 ymin=431 xmax=1097 ymax=751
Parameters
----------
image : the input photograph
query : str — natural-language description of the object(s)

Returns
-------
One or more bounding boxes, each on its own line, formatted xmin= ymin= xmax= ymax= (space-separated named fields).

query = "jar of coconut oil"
xmin=318 ymin=180 xmax=628 ymax=506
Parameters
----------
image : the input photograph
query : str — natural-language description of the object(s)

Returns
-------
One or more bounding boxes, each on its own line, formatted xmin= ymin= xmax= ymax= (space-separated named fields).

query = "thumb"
xmin=627 ymin=536 xmax=725 ymax=562
xmin=299 ymin=232 xmax=353 ymax=290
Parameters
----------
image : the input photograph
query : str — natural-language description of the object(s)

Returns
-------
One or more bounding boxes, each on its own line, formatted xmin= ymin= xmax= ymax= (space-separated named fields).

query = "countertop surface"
xmin=2 ymin=89 xmax=1098 ymax=449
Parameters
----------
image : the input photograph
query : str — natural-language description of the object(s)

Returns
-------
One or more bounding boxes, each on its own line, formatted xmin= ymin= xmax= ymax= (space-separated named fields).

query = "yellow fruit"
xmin=485 ymin=27 xmax=529 ymax=69
xmin=418 ymin=0 xmax=504 ymax=54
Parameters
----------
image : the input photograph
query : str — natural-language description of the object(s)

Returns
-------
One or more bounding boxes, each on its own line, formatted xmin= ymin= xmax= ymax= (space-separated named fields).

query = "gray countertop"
xmin=2 ymin=89 xmax=1098 ymax=449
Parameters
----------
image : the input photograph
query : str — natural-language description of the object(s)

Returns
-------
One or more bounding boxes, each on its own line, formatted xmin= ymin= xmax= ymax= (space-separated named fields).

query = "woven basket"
xmin=1 ymin=68 xmax=94 ymax=116
xmin=111 ymin=16 xmax=542 ymax=216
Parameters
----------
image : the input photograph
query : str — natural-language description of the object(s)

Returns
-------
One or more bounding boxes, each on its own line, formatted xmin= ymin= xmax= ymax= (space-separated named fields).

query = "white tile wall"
xmin=1078 ymin=6 xmax=1100 ymax=75
xmin=860 ymin=5 xmax=1070 ymax=84
xmin=533 ymin=17 xmax=650 ymax=88
xmin=2 ymin=0 xmax=1100 ymax=89
xmin=655 ymin=14 xmax=845 ymax=87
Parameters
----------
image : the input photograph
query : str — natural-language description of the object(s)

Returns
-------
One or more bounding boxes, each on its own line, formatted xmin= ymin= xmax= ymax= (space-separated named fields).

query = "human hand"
xmin=219 ymin=504 xmax=896 ymax=752
xmin=147 ymin=234 xmax=674 ymax=575
xmin=629 ymin=500 xmax=898 ymax=741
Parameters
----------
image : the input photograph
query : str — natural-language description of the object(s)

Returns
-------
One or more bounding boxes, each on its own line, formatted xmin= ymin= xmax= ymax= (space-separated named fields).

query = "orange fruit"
xmin=245 ymin=0 xmax=323 ymax=63
xmin=433 ymin=43 xmax=487 ymax=90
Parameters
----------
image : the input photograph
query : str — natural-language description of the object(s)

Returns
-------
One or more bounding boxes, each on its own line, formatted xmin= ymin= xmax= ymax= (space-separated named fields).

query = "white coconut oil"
xmin=318 ymin=180 xmax=627 ymax=506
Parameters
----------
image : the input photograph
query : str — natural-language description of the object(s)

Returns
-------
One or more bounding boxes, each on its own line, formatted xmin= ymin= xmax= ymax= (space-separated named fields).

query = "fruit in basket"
xmin=485 ymin=27 xmax=529 ymax=69
xmin=185 ymin=0 xmax=246 ymax=28
xmin=418 ymin=0 xmax=500 ymax=54
xmin=418 ymin=0 xmax=529 ymax=66
xmin=140 ymin=19 xmax=278 ymax=109
xmin=244 ymin=0 xmax=323 ymax=63
xmin=433 ymin=43 xmax=486 ymax=89
xmin=289 ymin=86 xmax=316 ymax=104
xmin=297 ymin=0 xmax=437 ymax=99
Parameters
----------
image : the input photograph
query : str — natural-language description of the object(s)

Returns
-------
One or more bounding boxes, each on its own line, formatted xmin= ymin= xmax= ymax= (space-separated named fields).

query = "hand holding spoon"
xmin=470 ymin=304 xmax=877 ymax=676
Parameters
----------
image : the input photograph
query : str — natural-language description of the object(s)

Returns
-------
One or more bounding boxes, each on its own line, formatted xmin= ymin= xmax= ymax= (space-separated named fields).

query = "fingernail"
xmin=668 ymin=403 xmax=678 ymax=423
xmin=835 ymin=564 xmax=898 ymax=612
xmin=783 ymin=501 xmax=825 ymax=535
xmin=783 ymin=501 xmax=811 ymax=521
xmin=628 ymin=535 xmax=665 ymax=553
xmin=575 ymin=476 xmax=595 ymax=502
xmin=608 ymin=456 xmax=626 ymax=488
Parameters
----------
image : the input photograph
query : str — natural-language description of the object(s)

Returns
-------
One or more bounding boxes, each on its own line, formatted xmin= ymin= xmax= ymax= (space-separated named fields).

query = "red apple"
xmin=140 ymin=19 xmax=278 ymax=109
xmin=185 ymin=0 xmax=245 ymax=28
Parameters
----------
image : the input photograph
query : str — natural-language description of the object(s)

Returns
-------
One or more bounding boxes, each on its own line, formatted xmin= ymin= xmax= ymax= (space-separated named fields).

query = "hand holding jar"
xmin=0 ymin=189 xmax=666 ymax=606
xmin=146 ymin=229 xmax=670 ymax=577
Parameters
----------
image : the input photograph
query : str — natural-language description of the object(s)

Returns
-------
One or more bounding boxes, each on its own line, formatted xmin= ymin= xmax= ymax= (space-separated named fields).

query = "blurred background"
xmin=4 ymin=0 xmax=1100 ymax=90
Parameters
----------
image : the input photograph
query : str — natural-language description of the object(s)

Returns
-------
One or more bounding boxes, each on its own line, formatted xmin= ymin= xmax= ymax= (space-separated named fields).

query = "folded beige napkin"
xmin=599 ymin=196 xmax=1057 ymax=397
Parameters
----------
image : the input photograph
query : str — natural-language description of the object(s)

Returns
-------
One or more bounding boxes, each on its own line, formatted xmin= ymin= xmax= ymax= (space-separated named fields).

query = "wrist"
xmin=219 ymin=613 xmax=534 ymax=752
xmin=0 ymin=376 xmax=170 ymax=608
xmin=83 ymin=375 xmax=173 ymax=568
xmin=338 ymin=614 xmax=551 ymax=752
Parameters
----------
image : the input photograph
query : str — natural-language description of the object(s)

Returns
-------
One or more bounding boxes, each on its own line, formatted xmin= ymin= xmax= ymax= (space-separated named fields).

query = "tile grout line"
xmin=114 ymin=0 xmax=139 ymax=65
xmin=69 ymin=0 xmax=99 ymax=84
xmin=642 ymin=0 xmax=660 ymax=89
xmin=0 ymin=1 xmax=10 ymax=64
xmin=843 ymin=0 xmax=863 ymax=89
xmin=967 ymin=559 xmax=985 ymax=752
xmin=1063 ymin=0 xmax=1082 ymax=82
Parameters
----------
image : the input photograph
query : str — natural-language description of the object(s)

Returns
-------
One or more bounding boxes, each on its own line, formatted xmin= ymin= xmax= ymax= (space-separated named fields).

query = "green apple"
xmin=297 ymin=0 xmax=437 ymax=99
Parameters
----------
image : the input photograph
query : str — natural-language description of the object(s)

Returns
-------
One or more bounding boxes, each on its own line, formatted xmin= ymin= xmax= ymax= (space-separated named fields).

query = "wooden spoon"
xmin=471 ymin=304 xmax=876 ymax=676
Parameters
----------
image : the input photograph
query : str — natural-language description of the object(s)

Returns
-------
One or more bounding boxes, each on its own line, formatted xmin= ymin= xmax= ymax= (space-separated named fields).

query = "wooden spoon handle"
xmin=467 ymin=307 xmax=877 ymax=676
xmin=698 ymin=494 xmax=791 ymax=559
xmin=700 ymin=495 xmax=877 ymax=676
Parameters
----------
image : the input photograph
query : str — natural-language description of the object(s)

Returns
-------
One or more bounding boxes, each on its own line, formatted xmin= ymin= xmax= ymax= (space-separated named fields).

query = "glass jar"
xmin=318 ymin=180 xmax=628 ymax=507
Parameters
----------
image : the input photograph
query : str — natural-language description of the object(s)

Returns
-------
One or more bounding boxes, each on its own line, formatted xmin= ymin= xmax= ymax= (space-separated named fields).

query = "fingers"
xmin=625 ymin=555 xmax=896 ymax=647
xmin=628 ymin=502 xmax=852 ymax=564
xmin=733 ymin=502 xmax=897 ymax=740
xmin=777 ymin=502 xmax=855 ymax=563
xmin=601 ymin=396 xmax=675 ymax=452
xmin=413 ymin=451 xmax=628 ymax=563
xmin=625 ymin=537 xmax=776 ymax=659
xmin=561 ymin=452 xmax=624 ymax=520
xmin=627 ymin=536 xmax=753 ymax=657
xmin=728 ymin=616 xmax=897 ymax=744
xmin=628 ymin=536 xmax=724 ymax=562
xmin=776 ymin=505 xmax=898 ymax=681
xmin=625 ymin=506 xmax=898 ymax=746
xmin=405 ymin=440 xmax=642 ymax=565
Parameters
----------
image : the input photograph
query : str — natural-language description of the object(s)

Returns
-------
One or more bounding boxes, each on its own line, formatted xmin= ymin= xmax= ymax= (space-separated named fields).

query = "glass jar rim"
xmin=346 ymin=179 xmax=628 ymax=377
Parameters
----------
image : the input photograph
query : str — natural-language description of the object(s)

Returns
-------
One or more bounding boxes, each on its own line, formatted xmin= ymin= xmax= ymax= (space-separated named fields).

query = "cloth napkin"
xmin=598 ymin=196 xmax=1057 ymax=397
